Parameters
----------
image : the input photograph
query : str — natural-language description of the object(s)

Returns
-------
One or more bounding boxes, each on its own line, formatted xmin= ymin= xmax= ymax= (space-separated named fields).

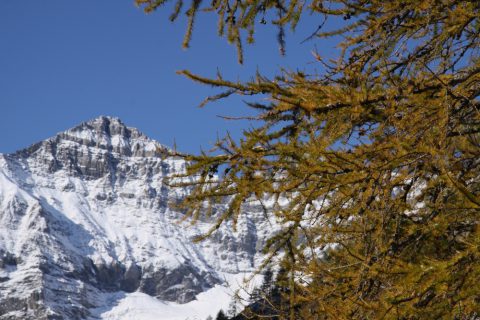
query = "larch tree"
xmin=135 ymin=0 xmax=480 ymax=319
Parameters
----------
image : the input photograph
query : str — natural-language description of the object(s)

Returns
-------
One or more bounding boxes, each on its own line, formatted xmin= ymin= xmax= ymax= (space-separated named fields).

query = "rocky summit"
xmin=0 ymin=116 xmax=274 ymax=320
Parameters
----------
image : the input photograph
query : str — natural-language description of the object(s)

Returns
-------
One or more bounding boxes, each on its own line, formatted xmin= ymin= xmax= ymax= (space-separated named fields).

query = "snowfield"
xmin=92 ymin=273 xmax=262 ymax=320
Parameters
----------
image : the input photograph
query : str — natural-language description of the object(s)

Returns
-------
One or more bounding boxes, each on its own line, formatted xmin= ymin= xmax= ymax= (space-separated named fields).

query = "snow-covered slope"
xmin=0 ymin=116 xmax=273 ymax=319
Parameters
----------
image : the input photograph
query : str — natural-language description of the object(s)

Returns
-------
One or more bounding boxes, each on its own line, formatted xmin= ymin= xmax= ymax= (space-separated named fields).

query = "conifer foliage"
xmin=216 ymin=310 xmax=229 ymax=320
xmin=136 ymin=0 xmax=480 ymax=318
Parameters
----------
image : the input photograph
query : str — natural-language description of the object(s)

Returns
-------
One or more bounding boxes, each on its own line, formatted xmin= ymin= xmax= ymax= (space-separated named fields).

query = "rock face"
xmin=0 ymin=116 xmax=273 ymax=319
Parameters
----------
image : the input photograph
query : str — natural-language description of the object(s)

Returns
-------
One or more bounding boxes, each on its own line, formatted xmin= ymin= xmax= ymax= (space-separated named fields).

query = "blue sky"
xmin=0 ymin=1 xmax=337 ymax=153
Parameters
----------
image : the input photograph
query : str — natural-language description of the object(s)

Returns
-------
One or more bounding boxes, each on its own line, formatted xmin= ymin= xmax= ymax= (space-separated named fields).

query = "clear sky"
xmin=0 ymin=1 xmax=337 ymax=154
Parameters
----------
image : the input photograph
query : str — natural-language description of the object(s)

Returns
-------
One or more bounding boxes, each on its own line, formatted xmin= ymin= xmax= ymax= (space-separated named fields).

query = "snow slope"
xmin=91 ymin=273 xmax=262 ymax=320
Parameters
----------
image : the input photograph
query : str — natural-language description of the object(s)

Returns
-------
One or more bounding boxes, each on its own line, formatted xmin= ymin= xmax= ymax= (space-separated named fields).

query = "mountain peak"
xmin=63 ymin=116 xmax=170 ymax=157
xmin=16 ymin=116 xmax=169 ymax=158
xmin=75 ymin=115 xmax=133 ymax=133
xmin=11 ymin=116 xmax=172 ymax=178
xmin=82 ymin=115 xmax=125 ymax=132
xmin=67 ymin=115 xmax=141 ymax=143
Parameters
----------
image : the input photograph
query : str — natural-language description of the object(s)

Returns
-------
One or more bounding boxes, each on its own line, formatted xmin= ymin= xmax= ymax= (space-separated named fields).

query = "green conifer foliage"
xmin=136 ymin=0 xmax=480 ymax=318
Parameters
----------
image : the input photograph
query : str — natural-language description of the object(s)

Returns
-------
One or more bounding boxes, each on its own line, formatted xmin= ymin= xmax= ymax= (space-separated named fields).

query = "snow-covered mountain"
xmin=0 ymin=116 xmax=273 ymax=320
